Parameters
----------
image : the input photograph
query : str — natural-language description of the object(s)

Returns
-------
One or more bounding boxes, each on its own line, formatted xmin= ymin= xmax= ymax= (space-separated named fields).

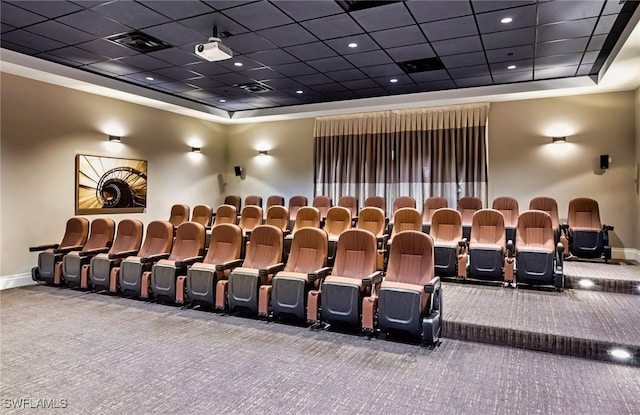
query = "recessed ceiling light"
xmin=501 ymin=17 xmax=513 ymax=24
xmin=234 ymin=62 xmax=243 ymax=67
xmin=296 ymin=90 xmax=303 ymax=94
xmin=348 ymin=42 xmax=358 ymax=48
xmin=390 ymin=78 xmax=398 ymax=83
xmin=507 ymin=65 xmax=517 ymax=70
xmin=608 ymin=349 xmax=632 ymax=360
xmin=219 ymin=99 xmax=226 ymax=103
xmin=146 ymin=76 xmax=154 ymax=80
xmin=578 ymin=279 xmax=595 ymax=288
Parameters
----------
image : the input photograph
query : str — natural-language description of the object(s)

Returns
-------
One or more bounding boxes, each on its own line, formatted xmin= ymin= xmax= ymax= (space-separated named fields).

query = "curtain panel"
xmin=313 ymin=103 xmax=489 ymax=213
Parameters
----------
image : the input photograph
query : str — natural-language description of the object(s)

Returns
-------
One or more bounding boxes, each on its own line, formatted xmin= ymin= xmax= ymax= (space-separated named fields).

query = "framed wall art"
xmin=75 ymin=154 xmax=147 ymax=214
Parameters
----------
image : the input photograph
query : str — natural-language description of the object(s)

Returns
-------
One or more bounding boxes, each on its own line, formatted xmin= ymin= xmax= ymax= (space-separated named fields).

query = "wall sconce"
xmin=258 ymin=150 xmax=268 ymax=156
xmin=191 ymin=147 xmax=201 ymax=153
xmin=552 ymin=136 xmax=567 ymax=144
xmin=108 ymin=135 xmax=121 ymax=143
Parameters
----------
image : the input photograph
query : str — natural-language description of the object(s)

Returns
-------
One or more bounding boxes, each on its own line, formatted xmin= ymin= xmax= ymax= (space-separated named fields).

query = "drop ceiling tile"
xmin=489 ymin=59 xmax=533 ymax=74
xmin=143 ymin=22 xmax=203 ymax=47
xmin=285 ymin=42 xmax=337 ymax=61
xmin=184 ymin=76 xmax=224 ymax=89
xmin=222 ymin=1 xmax=293 ymax=30
xmin=56 ymin=10 xmax=131 ymax=37
xmin=115 ymin=55 xmax=172 ymax=72
xmin=370 ymin=26 xmax=427 ymax=49
xmin=324 ymin=90 xmax=359 ymax=101
xmin=493 ymin=70 xmax=533 ymax=83
xmin=292 ymin=73 xmax=334 ymax=86
xmin=25 ymin=20 xmax=94 ymax=45
xmin=246 ymin=49 xmax=299 ymax=66
xmin=373 ymin=74 xmax=414 ymax=87
xmin=154 ymin=81 xmax=199 ymax=93
xmin=342 ymin=78 xmax=380 ymax=90
xmin=482 ymin=27 xmax=535 ymax=49
xmin=263 ymin=77 xmax=303 ymax=89
xmin=309 ymin=83 xmax=349 ymax=94
xmin=581 ymin=50 xmax=599 ymax=65
xmin=384 ymin=83 xmax=421 ymax=94
xmin=471 ymin=1 xmax=536 ymax=13
xmin=421 ymin=16 xmax=478 ymax=42
xmin=538 ymin=0 xmax=604 ymax=24
xmin=325 ymin=68 xmax=367 ymax=82
xmin=448 ymin=64 xmax=491 ymax=78
xmin=420 ymin=79 xmax=456 ymax=91
xmin=454 ymin=75 xmax=493 ymax=87
xmin=441 ymin=51 xmax=487 ymax=68
xmin=349 ymin=2 xmax=414 ymax=32
xmin=256 ymin=24 xmax=317 ymax=47
xmin=431 ymin=36 xmax=483 ymax=56
xmin=155 ymin=66 xmax=203 ymax=81
xmin=407 ymin=1 xmax=473 ymax=23
xmin=243 ymin=67 xmax=287 ymax=81
xmin=344 ymin=50 xmax=393 ymax=67
xmin=485 ymin=45 xmax=534 ymax=63
xmin=537 ymin=19 xmax=597 ymax=43
xmin=307 ymin=56 xmax=353 ymax=72
xmin=122 ymin=72 xmax=172 ymax=85
xmin=35 ymin=52 xmax=79 ymax=67
xmin=0 ymin=2 xmax=47 ymax=26
xmin=587 ymin=34 xmax=607 ymax=51
xmin=47 ymin=46 xmax=103 ymax=65
xmin=602 ymin=0 xmax=625 ymax=15
xmin=141 ymin=1 xmax=214 ymax=20
xmin=222 ymin=32 xmax=277 ymax=54
xmin=536 ymin=37 xmax=589 ymax=57
xmin=214 ymin=72 xmax=256 ymax=85
xmin=271 ymin=62 xmax=317 ymax=77
xmin=475 ymin=4 xmax=537 ymax=33
xmin=93 ymin=1 xmax=170 ymax=29
xmin=88 ymin=60 xmax=142 ymax=76
xmin=0 ymin=39 xmax=38 ymax=55
xmin=213 ymin=56 xmax=262 ymax=71
xmin=355 ymin=87 xmax=387 ymax=98
xmin=2 ymin=23 xmax=16 ymax=33
xmin=576 ymin=64 xmax=593 ymax=76
xmin=409 ymin=69 xmax=451 ymax=83
xmin=13 ymin=0 xmax=85 ymax=19
xmin=271 ymin=0 xmax=344 ymax=21
xmin=535 ymin=53 xmax=583 ymax=69
xmin=358 ymin=63 xmax=404 ymax=78
xmin=387 ymin=43 xmax=436 ymax=61
xmin=179 ymin=12 xmax=250 ymax=39
xmin=534 ymin=65 xmax=578 ymax=79
xmin=324 ymin=34 xmax=379 ymax=55
xmin=594 ymin=14 xmax=617 ymax=35
xmin=148 ymin=47 xmax=202 ymax=66
xmin=2 ymin=29 xmax=67 ymax=51
xmin=301 ymin=14 xmax=363 ymax=40
xmin=182 ymin=89 xmax=219 ymax=100
xmin=185 ymin=61 xmax=232 ymax=76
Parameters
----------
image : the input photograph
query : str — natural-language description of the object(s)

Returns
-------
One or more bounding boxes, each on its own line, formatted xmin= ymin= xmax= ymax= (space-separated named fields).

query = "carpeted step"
xmin=563 ymin=259 xmax=640 ymax=295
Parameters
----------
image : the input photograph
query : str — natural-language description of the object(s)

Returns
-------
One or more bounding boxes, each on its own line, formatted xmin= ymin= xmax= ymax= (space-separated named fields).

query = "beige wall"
xmin=636 ymin=87 xmax=640 ymax=250
xmin=1 ymin=74 xmax=638 ymax=280
xmin=1 ymin=73 xmax=227 ymax=277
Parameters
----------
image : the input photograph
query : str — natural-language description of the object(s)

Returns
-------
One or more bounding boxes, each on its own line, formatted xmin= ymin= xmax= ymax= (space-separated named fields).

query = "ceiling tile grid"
xmin=0 ymin=0 xmax=637 ymax=114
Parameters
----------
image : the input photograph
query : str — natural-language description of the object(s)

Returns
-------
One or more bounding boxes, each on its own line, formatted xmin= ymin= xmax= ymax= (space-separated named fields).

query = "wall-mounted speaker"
xmin=234 ymin=166 xmax=243 ymax=176
xmin=600 ymin=155 xmax=609 ymax=170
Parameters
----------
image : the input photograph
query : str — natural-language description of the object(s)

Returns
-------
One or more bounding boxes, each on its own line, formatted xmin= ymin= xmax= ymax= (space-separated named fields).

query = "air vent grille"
xmin=234 ymin=82 xmax=273 ymax=93
xmin=106 ymin=31 xmax=171 ymax=53
xmin=398 ymin=57 xmax=445 ymax=74
xmin=336 ymin=1 xmax=401 ymax=12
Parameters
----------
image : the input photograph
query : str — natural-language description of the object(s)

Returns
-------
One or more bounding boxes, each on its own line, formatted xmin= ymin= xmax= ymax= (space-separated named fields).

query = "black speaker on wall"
xmin=234 ymin=166 xmax=243 ymax=176
xmin=600 ymin=155 xmax=609 ymax=170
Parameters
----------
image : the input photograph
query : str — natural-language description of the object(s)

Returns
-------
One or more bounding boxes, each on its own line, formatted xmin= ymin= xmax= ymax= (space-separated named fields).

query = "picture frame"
xmin=75 ymin=154 xmax=147 ymax=214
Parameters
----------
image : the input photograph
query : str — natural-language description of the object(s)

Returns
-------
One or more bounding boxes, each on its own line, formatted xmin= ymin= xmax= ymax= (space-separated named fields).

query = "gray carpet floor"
xmin=564 ymin=259 xmax=640 ymax=281
xmin=1 ymin=285 xmax=639 ymax=414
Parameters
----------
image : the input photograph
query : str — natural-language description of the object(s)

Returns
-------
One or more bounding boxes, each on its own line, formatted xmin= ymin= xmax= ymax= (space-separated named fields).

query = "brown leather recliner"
xmin=265 ymin=205 xmax=290 ymax=234
xmin=245 ymin=195 xmax=263 ymax=209
xmin=312 ymin=195 xmax=332 ymax=222
xmin=288 ymin=195 xmax=308 ymax=228
xmin=457 ymin=196 xmax=482 ymax=240
xmin=364 ymin=196 xmax=386 ymax=217
xmin=338 ymin=195 xmax=359 ymax=225
xmin=223 ymin=195 xmax=242 ymax=212
xmin=62 ymin=218 xmax=115 ymax=288
xmin=191 ymin=204 xmax=213 ymax=229
xmin=356 ymin=207 xmax=389 ymax=270
xmin=212 ymin=204 xmax=237 ymax=227
xmin=465 ymin=209 xmax=507 ymax=282
xmin=429 ymin=208 xmax=463 ymax=278
xmin=492 ymin=196 xmax=519 ymax=245
xmin=565 ymin=197 xmax=613 ymax=262
xmin=168 ymin=203 xmax=190 ymax=229
xmin=422 ymin=196 xmax=448 ymax=233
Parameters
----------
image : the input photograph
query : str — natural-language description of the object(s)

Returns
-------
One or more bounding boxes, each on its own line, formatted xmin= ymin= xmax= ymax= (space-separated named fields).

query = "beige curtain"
xmin=314 ymin=103 xmax=489 ymax=213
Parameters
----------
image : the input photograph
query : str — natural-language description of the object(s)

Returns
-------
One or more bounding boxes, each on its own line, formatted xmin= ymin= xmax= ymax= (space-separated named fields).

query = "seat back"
xmin=364 ymin=196 xmax=386 ymax=216
xmin=168 ymin=222 xmax=205 ymax=262
xmin=390 ymin=208 xmax=422 ymax=239
xmin=332 ymin=229 xmax=377 ymax=279
xmin=82 ymin=218 xmax=116 ymax=253
xmin=393 ymin=196 xmax=416 ymax=214
xmin=109 ymin=219 xmax=143 ymax=255
xmin=312 ymin=195 xmax=332 ymax=219
xmin=529 ymin=197 xmax=560 ymax=231
xmin=568 ymin=197 xmax=602 ymax=231
xmin=266 ymin=195 xmax=285 ymax=209
xmin=429 ymin=208 xmax=462 ymax=243
xmin=137 ymin=221 xmax=174 ymax=258
xmin=470 ymin=209 xmax=505 ymax=246
xmin=224 ymin=195 xmax=242 ymax=212
xmin=59 ymin=217 xmax=90 ymax=248
xmin=291 ymin=206 xmax=320 ymax=234
xmin=385 ymin=231 xmax=435 ymax=285
xmin=168 ymin=204 xmax=190 ymax=227
xmin=457 ymin=197 xmax=483 ymax=227
xmin=213 ymin=204 xmax=237 ymax=227
xmin=517 ymin=211 xmax=555 ymax=252
xmin=191 ymin=204 xmax=213 ymax=228
xmin=245 ymin=195 xmax=263 ymax=209
xmin=265 ymin=205 xmax=290 ymax=232
xmin=422 ymin=197 xmax=448 ymax=225
xmin=324 ymin=206 xmax=352 ymax=239
xmin=338 ymin=196 xmax=358 ymax=220
xmin=284 ymin=227 xmax=328 ymax=273
xmin=238 ymin=205 xmax=263 ymax=233
xmin=241 ymin=225 xmax=283 ymax=269
xmin=203 ymin=223 xmax=242 ymax=264
xmin=492 ymin=196 xmax=519 ymax=228
xmin=356 ymin=207 xmax=386 ymax=237
xmin=288 ymin=195 xmax=309 ymax=221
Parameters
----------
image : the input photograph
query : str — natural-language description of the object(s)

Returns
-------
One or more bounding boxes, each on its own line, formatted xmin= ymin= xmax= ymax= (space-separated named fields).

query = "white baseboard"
xmin=611 ymin=248 xmax=640 ymax=262
xmin=0 ymin=273 xmax=36 ymax=290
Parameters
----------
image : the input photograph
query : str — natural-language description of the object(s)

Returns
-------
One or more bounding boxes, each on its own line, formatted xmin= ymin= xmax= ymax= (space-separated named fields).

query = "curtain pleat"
xmin=314 ymin=103 xmax=489 ymax=212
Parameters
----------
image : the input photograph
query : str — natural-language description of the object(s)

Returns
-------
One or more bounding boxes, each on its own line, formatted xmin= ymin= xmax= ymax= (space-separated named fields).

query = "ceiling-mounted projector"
xmin=195 ymin=37 xmax=233 ymax=62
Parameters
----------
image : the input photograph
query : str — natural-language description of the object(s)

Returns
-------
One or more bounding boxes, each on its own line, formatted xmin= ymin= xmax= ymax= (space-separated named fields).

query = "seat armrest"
xmin=424 ymin=276 xmax=441 ymax=293
xmin=244 ymin=230 xmax=252 ymax=238
xmin=175 ymin=256 xmax=204 ymax=268
xmin=282 ymin=229 xmax=291 ymax=237
xmin=54 ymin=245 xmax=84 ymax=254
xmin=458 ymin=238 xmax=467 ymax=248
xmin=506 ymin=240 xmax=514 ymax=257
xmin=79 ymin=247 xmax=110 ymax=257
xmin=140 ymin=253 xmax=171 ymax=264
xmin=258 ymin=263 xmax=285 ymax=277
xmin=29 ymin=243 xmax=59 ymax=252
xmin=215 ymin=259 xmax=244 ymax=272
xmin=108 ymin=249 xmax=139 ymax=259
xmin=603 ymin=224 xmax=614 ymax=231
xmin=308 ymin=267 xmax=332 ymax=283
xmin=362 ymin=271 xmax=383 ymax=287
